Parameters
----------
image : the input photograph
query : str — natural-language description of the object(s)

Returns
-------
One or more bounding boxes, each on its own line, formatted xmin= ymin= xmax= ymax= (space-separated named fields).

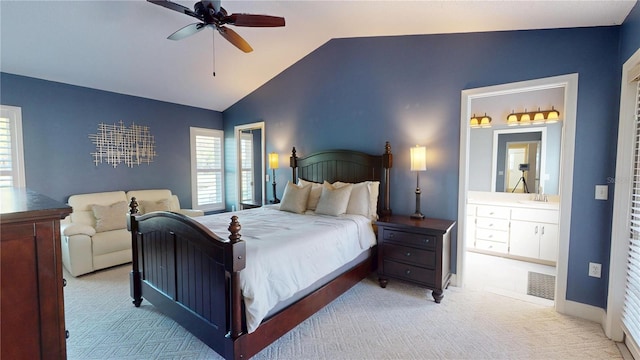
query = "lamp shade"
xmin=268 ymin=152 xmax=279 ymax=169
xmin=410 ymin=145 xmax=427 ymax=172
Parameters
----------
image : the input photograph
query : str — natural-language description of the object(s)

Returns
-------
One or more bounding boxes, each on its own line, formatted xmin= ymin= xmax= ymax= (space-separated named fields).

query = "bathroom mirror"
xmin=467 ymin=87 xmax=564 ymax=195
xmin=235 ymin=122 xmax=265 ymax=209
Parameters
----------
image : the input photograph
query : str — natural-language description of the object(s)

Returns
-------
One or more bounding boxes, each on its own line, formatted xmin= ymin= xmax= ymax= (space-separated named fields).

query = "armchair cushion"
xmin=139 ymin=199 xmax=171 ymax=213
xmin=92 ymin=201 xmax=128 ymax=232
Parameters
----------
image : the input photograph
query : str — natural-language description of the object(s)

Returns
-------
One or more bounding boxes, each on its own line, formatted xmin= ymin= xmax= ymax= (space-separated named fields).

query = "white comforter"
xmin=195 ymin=205 xmax=376 ymax=333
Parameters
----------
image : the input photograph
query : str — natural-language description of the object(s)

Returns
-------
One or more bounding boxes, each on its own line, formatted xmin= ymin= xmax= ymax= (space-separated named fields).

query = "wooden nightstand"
xmin=376 ymin=215 xmax=456 ymax=303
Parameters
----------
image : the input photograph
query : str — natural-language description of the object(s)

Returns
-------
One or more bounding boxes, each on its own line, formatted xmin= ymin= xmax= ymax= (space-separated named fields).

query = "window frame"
xmin=0 ymin=105 xmax=26 ymax=188
xmin=190 ymin=127 xmax=225 ymax=212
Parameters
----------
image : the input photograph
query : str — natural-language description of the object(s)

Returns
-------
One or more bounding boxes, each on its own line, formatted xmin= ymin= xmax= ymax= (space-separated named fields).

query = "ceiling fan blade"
xmin=226 ymin=14 xmax=285 ymax=27
xmin=147 ymin=0 xmax=201 ymax=20
xmin=217 ymin=26 xmax=253 ymax=53
xmin=168 ymin=23 xmax=206 ymax=40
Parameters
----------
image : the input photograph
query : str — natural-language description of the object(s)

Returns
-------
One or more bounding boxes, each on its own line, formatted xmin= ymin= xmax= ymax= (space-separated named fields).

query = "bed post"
xmin=381 ymin=141 xmax=393 ymax=216
xmin=290 ymin=146 xmax=298 ymax=182
xmin=226 ymin=216 xmax=246 ymax=339
xmin=128 ymin=198 xmax=143 ymax=307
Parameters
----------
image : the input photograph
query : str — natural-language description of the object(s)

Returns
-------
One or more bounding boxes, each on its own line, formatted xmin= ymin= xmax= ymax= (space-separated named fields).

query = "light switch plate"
xmin=595 ymin=185 xmax=608 ymax=200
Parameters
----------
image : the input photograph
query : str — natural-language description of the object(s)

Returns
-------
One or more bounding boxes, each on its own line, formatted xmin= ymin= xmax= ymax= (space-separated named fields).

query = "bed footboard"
xmin=128 ymin=208 xmax=245 ymax=358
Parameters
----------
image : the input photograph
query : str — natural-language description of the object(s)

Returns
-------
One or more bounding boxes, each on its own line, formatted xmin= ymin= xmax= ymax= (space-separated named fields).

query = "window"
xmin=190 ymin=127 xmax=224 ymax=211
xmin=240 ymin=132 xmax=254 ymax=202
xmin=0 ymin=105 xmax=25 ymax=188
xmin=623 ymin=77 xmax=640 ymax=359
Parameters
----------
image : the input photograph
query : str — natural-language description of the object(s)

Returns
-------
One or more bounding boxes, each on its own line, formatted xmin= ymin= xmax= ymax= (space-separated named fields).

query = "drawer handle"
xmin=405 ymin=269 xmax=411 ymax=275
xmin=405 ymin=252 xmax=412 ymax=257
xmin=488 ymin=234 xmax=493 ymax=238
xmin=423 ymin=239 xmax=430 ymax=244
xmin=389 ymin=233 xmax=395 ymax=238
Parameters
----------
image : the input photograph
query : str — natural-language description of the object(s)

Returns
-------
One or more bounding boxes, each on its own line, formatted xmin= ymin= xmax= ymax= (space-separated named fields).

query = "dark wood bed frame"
xmin=128 ymin=142 xmax=392 ymax=360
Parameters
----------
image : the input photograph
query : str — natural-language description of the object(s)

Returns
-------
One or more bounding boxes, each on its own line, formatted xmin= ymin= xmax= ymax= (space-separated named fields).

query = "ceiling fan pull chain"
xmin=212 ymin=30 xmax=216 ymax=77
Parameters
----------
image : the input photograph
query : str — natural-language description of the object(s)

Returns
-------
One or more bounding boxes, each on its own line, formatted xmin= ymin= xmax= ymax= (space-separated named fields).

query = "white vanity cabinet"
xmin=467 ymin=200 xmax=559 ymax=264
xmin=510 ymin=208 xmax=559 ymax=262
xmin=474 ymin=205 xmax=510 ymax=253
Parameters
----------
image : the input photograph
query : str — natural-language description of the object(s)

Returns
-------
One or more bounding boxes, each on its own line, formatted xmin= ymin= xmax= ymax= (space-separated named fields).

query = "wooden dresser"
xmin=1 ymin=188 xmax=72 ymax=360
xmin=376 ymin=215 xmax=456 ymax=303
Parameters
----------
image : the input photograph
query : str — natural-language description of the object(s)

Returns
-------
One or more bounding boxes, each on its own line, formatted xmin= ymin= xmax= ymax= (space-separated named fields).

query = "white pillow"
xmin=333 ymin=181 xmax=369 ymax=218
xmin=279 ymin=181 xmax=311 ymax=214
xmin=368 ymin=181 xmax=380 ymax=220
xmin=298 ymin=178 xmax=323 ymax=210
xmin=315 ymin=182 xmax=353 ymax=216
xmin=333 ymin=180 xmax=380 ymax=220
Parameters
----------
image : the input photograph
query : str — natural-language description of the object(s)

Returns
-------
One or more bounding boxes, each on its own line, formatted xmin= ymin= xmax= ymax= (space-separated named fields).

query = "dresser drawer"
xmin=382 ymin=243 xmax=435 ymax=268
xmin=383 ymin=260 xmax=435 ymax=287
xmin=476 ymin=206 xmax=510 ymax=219
xmin=475 ymin=228 xmax=508 ymax=243
xmin=475 ymin=239 xmax=508 ymax=253
xmin=382 ymin=229 xmax=435 ymax=250
xmin=476 ymin=217 xmax=509 ymax=231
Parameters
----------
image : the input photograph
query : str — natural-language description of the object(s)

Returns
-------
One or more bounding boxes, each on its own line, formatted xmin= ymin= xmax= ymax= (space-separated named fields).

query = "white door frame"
xmin=606 ymin=47 xmax=640 ymax=342
xmin=458 ymin=74 xmax=578 ymax=316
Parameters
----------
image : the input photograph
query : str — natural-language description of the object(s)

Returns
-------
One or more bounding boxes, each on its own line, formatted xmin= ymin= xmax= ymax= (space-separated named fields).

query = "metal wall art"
xmin=89 ymin=121 xmax=157 ymax=168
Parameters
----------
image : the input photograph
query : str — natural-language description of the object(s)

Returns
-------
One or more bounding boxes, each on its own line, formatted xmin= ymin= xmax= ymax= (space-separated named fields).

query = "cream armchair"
xmin=60 ymin=189 xmax=203 ymax=277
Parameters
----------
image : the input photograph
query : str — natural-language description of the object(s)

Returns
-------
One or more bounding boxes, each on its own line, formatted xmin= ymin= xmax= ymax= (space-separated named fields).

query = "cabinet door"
xmin=539 ymin=223 xmax=559 ymax=262
xmin=509 ymin=220 xmax=540 ymax=258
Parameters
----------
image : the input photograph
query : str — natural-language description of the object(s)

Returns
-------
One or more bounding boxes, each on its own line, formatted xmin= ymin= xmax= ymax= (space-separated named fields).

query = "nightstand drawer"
xmin=383 ymin=260 xmax=435 ymax=287
xmin=382 ymin=243 xmax=435 ymax=268
xmin=382 ymin=229 xmax=435 ymax=250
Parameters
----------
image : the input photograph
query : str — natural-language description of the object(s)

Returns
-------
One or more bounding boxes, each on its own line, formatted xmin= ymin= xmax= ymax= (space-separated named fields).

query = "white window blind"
xmin=623 ymin=80 xmax=640 ymax=356
xmin=0 ymin=105 xmax=25 ymax=188
xmin=190 ymin=127 xmax=224 ymax=211
xmin=240 ymin=132 xmax=254 ymax=202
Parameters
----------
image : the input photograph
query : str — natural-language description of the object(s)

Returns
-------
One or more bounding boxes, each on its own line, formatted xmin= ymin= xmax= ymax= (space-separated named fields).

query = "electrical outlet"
xmin=588 ymin=262 xmax=602 ymax=278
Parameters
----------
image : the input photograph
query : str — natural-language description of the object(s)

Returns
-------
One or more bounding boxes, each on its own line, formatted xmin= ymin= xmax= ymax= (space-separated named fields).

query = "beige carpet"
xmin=64 ymin=264 xmax=622 ymax=360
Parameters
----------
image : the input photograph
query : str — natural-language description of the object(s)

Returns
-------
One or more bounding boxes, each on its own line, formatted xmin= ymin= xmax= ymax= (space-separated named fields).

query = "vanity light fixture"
xmin=410 ymin=145 xmax=426 ymax=220
xmin=505 ymin=107 xmax=562 ymax=126
xmin=479 ymin=113 xmax=492 ymax=128
xmin=269 ymin=152 xmax=280 ymax=204
xmin=507 ymin=111 xmax=519 ymax=126
xmin=470 ymin=114 xmax=480 ymax=128
xmin=470 ymin=113 xmax=491 ymax=128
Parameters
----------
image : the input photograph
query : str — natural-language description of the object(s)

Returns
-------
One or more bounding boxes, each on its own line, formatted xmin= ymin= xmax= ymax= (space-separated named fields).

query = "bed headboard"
xmin=290 ymin=141 xmax=393 ymax=216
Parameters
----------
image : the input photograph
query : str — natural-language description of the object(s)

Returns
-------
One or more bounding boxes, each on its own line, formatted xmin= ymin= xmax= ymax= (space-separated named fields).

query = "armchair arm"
xmin=61 ymin=223 xmax=97 ymax=237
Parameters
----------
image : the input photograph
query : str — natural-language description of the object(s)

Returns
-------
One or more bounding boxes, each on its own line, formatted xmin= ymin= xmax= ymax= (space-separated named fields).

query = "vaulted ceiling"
xmin=0 ymin=1 xmax=636 ymax=111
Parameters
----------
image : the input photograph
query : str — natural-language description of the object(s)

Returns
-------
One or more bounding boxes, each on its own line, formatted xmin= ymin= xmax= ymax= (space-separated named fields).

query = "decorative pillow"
xmin=279 ymin=181 xmax=311 ymax=214
xmin=368 ymin=181 xmax=381 ymax=220
xmin=333 ymin=181 xmax=370 ymax=218
xmin=140 ymin=199 xmax=171 ymax=214
xmin=333 ymin=181 xmax=380 ymax=220
xmin=315 ymin=182 xmax=353 ymax=216
xmin=298 ymin=178 xmax=323 ymax=210
xmin=92 ymin=201 xmax=128 ymax=233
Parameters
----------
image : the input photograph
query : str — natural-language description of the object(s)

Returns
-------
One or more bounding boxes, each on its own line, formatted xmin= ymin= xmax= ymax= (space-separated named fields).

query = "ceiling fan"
xmin=148 ymin=0 xmax=285 ymax=53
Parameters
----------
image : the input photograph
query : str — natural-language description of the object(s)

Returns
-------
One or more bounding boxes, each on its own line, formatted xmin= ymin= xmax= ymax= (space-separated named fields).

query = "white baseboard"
xmin=560 ymin=299 xmax=606 ymax=324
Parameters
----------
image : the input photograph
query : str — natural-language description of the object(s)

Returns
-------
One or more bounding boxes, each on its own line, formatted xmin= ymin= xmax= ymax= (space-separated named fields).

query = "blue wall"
xmin=621 ymin=2 xmax=640 ymax=62
xmin=0 ymin=73 xmax=223 ymax=206
xmin=223 ymin=26 xmax=622 ymax=308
